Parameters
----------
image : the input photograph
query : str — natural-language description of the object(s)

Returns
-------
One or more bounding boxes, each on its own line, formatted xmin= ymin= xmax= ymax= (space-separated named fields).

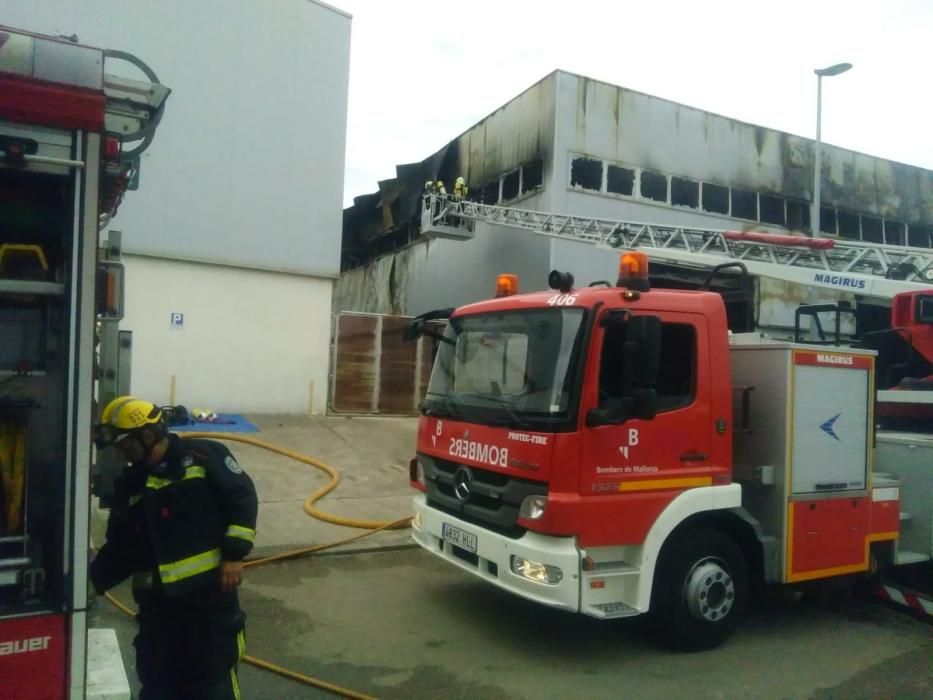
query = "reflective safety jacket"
xmin=91 ymin=435 xmax=258 ymax=597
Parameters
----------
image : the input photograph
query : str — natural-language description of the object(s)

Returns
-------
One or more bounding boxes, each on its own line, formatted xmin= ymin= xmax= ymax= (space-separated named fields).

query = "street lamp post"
xmin=812 ymin=62 xmax=852 ymax=236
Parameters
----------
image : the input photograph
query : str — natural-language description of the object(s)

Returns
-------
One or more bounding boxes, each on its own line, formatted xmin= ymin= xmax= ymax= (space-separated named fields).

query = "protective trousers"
xmin=134 ymin=589 xmax=246 ymax=699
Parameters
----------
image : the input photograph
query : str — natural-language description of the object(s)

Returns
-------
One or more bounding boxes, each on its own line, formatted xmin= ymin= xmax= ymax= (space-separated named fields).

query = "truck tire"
xmin=649 ymin=527 xmax=748 ymax=652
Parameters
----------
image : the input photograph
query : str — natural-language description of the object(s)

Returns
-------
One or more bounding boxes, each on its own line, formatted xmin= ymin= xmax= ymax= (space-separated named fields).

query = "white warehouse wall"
xmin=4 ymin=0 xmax=351 ymax=275
xmin=5 ymin=1 xmax=351 ymax=413
xmin=123 ymin=255 xmax=333 ymax=413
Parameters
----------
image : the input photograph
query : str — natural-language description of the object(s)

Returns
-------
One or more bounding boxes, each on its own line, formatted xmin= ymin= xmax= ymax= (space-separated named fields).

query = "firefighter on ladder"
xmin=425 ymin=179 xmax=448 ymax=222
xmin=91 ymin=397 xmax=258 ymax=699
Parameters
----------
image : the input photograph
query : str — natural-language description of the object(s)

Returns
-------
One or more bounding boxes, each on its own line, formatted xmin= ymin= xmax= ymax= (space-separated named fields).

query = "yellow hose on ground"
xmin=180 ymin=432 xmax=412 ymax=532
xmin=105 ymin=591 xmax=378 ymax=700
xmin=103 ymin=431 xmax=416 ymax=699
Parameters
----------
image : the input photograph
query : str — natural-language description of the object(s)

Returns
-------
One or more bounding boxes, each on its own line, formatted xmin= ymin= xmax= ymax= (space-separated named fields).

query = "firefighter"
xmin=453 ymin=176 xmax=468 ymax=200
xmin=91 ymin=396 xmax=258 ymax=700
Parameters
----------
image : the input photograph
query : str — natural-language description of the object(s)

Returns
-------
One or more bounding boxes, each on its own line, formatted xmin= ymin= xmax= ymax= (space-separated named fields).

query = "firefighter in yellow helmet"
xmin=453 ymin=176 xmax=468 ymax=200
xmin=91 ymin=396 xmax=257 ymax=699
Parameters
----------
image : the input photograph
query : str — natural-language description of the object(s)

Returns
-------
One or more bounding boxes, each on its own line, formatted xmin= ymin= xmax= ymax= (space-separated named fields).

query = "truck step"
xmin=586 ymin=559 xmax=640 ymax=574
xmin=87 ymin=628 xmax=131 ymax=700
xmin=899 ymin=511 xmax=913 ymax=522
xmin=586 ymin=602 xmax=641 ymax=619
xmin=895 ymin=550 xmax=930 ymax=566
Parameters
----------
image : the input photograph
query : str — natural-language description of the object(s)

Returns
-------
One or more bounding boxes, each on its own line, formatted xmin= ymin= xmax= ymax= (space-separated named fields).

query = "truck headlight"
xmin=518 ymin=495 xmax=547 ymax=520
xmin=510 ymin=555 xmax=563 ymax=585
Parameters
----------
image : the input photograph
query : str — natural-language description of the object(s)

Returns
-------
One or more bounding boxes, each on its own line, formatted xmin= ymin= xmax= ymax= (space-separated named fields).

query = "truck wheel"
xmin=649 ymin=527 xmax=748 ymax=652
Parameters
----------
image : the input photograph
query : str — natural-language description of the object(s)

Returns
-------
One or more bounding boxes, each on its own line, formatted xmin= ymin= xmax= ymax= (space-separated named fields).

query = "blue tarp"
xmin=170 ymin=414 xmax=259 ymax=434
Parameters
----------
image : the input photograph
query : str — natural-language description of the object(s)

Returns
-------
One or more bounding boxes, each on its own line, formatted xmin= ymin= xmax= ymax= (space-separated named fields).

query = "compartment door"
xmin=790 ymin=353 xmax=871 ymax=495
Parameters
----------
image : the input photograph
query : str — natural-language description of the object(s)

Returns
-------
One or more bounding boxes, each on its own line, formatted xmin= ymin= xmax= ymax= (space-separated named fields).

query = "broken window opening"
xmin=502 ymin=169 xmax=521 ymax=201
xmin=731 ymin=189 xmax=757 ymax=220
xmin=570 ymin=156 xmax=603 ymax=191
xmin=907 ymin=224 xmax=932 ymax=248
xmin=883 ymin=220 xmax=905 ymax=246
xmin=480 ymin=181 xmax=500 ymax=205
xmin=786 ymin=200 xmax=809 ymax=232
xmin=701 ymin=183 xmax=729 ymax=214
xmin=759 ymin=194 xmax=785 ymax=226
xmin=819 ymin=207 xmax=837 ymax=235
xmin=671 ymin=177 xmax=699 ymax=209
xmin=522 ymin=160 xmax=543 ymax=193
xmin=640 ymin=170 xmax=667 ymax=203
xmin=606 ymin=165 xmax=635 ymax=196
xmin=837 ymin=211 xmax=860 ymax=240
xmin=861 ymin=216 xmax=883 ymax=244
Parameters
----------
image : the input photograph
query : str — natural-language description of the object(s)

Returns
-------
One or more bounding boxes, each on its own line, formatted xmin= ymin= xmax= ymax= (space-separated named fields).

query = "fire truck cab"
xmin=408 ymin=254 xmax=910 ymax=650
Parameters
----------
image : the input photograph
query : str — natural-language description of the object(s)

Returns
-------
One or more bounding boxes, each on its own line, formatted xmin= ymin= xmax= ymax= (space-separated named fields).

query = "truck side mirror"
xmin=586 ymin=389 xmax=657 ymax=426
xmin=587 ymin=313 xmax=661 ymax=426
xmin=625 ymin=315 xmax=661 ymax=387
xmin=918 ymin=296 xmax=933 ymax=324
xmin=403 ymin=318 xmax=425 ymax=342
xmin=403 ymin=308 xmax=454 ymax=343
xmin=630 ymin=387 xmax=658 ymax=420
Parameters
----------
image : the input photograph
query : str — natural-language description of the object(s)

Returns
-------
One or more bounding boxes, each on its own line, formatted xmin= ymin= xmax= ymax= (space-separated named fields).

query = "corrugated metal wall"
xmin=552 ymin=72 xmax=933 ymax=227
xmin=330 ymin=313 xmax=440 ymax=415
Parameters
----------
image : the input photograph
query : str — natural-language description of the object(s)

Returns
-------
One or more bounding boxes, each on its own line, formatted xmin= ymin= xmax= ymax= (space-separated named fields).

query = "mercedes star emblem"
xmin=453 ymin=467 xmax=473 ymax=501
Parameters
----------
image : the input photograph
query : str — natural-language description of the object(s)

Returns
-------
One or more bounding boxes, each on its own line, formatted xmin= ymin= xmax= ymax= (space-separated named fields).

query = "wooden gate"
xmin=330 ymin=313 xmax=441 ymax=415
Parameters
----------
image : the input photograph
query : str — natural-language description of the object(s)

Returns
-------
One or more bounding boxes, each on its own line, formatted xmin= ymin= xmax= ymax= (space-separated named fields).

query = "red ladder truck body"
xmin=0 ymin=26 xmax=168 ymax=698
xmin=407 ymin=250 xmax=928 ymax=650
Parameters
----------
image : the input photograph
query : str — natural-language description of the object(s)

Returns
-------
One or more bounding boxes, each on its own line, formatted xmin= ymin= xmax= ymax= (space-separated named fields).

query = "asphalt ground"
xmin=89 ymin=415 xmax=931 ymax=698
xmin=92 ymin=546 xmax=932 ymax=700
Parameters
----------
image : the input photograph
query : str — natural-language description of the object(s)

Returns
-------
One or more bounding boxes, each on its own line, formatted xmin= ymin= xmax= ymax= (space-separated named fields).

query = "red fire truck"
xmin=0 ymin=26 xmax=168 ymax=698
xmin=407 ymin=249 xmax=930 ymax=650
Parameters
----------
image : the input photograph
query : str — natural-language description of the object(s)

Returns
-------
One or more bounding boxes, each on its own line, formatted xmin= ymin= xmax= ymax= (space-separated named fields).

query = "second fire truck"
xmin=407 ymin=197 xmax=931 ymax=650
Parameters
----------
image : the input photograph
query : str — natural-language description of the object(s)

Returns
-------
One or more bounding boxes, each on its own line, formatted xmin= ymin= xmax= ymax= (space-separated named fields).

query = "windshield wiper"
xmin=421 ymin=394 xmax=463 ymax=420
xmin=460 ymin=393 xmax=530 ymax=428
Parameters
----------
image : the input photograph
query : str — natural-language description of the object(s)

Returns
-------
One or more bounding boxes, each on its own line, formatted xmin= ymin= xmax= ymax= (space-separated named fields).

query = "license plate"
xmin=442 ymin=523 xmax=477 ymax=553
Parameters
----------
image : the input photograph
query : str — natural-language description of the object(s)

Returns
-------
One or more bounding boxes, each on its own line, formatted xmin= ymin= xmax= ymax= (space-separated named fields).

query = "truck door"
xmin=579 ymin=311 xmax=716 ymax=543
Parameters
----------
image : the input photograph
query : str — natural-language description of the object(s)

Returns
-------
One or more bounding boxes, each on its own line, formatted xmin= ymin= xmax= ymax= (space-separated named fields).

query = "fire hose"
xmin=103 ymin=432 xmax=414 ymax=700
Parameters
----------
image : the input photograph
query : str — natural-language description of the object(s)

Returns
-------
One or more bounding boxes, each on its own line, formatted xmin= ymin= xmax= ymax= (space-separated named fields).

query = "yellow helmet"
xmin=456 ymin=177 xmax=465 ymax=186
xmin=95 ymin=396 xmax=163 ymax=447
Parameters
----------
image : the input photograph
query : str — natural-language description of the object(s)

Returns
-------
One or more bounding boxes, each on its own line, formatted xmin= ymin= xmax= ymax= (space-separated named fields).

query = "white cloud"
xmin=337 ymin=0 xmax=933 ymax=206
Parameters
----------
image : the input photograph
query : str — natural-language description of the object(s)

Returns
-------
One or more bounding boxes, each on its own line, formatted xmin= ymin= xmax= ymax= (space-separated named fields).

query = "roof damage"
xmin=341 ymin=70 xmax=933 ymax=272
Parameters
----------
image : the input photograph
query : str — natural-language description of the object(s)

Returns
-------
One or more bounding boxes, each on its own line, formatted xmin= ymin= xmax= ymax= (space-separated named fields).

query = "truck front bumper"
xmin=411 ymin=493 xmax=581 ymax=612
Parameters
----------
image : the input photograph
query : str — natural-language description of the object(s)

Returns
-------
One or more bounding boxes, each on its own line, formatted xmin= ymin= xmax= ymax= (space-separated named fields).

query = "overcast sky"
xmin=334 ymin=0 xmax=932 ymax=207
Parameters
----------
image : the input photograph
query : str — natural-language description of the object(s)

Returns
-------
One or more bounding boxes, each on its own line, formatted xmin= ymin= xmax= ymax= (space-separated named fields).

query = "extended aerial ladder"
xmin=420 ymin=194 xmax=933 ymax=411
xmin=417 ymin=192 xmax=933 ymax=575
xmin=421 ymin=194 xmax=933 ymax=302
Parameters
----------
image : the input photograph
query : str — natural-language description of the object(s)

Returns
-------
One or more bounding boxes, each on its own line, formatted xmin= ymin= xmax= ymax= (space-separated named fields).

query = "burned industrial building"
xmin=338 ymin=70 xmax=933 ymax=318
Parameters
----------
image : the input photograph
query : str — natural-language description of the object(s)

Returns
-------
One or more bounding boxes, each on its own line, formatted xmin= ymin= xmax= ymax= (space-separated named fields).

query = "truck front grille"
xmin=419 ymin=453 xmax=547 ymax=537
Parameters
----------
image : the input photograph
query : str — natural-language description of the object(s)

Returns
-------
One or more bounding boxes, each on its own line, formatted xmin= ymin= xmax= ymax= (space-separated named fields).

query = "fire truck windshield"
xmin=423 ymin=307 xmax=586 ymax=428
